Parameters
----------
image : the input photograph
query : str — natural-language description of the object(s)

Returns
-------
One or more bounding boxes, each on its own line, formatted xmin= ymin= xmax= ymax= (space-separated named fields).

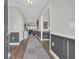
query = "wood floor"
xmin=9 ymin=37 xmax=54 ymax=59
xmin=41 ymin=40 xmax=55 ymax=59
xmin=9 ymin=39 xmax=29 ymax=59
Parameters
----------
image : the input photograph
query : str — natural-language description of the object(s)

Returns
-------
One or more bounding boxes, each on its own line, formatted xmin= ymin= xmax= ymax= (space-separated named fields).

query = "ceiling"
xmin=8 ymin=0 xmax=49 ymax=23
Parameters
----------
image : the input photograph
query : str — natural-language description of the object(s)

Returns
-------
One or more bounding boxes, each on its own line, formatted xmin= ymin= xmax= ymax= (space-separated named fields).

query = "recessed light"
xmin=27 ymin=0 xmax=33 ymax=5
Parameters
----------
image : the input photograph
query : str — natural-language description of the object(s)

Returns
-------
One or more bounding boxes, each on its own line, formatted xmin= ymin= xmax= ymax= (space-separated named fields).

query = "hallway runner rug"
xmin=23 ymin=35 xmax=50 ymax=59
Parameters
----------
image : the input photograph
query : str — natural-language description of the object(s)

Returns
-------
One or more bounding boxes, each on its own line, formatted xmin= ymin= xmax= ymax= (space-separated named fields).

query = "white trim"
xmin=41 ymin=39 xmax=49 ymax=41
xmin=8 ymin=52 xmax=11 ymax=58
xmin=49 ymin=32 xmax=51 ymax=49
xmin=41 ymin=16 xmax=43 ymax=41
xmin=8 ymin=31 xmax=19 ymax=34
xmin=67 ymin=40 xmax=69 ymax=59
xmin=50 ymin=49 xmax=60 ymax=59
xmin=9 ymin=43 xmax=19 ymax=45
xmin=50 ymin=32 xmax=75 ymax=39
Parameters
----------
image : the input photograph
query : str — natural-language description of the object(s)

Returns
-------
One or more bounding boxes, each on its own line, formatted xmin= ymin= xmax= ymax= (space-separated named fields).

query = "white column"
xmin=41 ymin=16 xmax=43 ymax=41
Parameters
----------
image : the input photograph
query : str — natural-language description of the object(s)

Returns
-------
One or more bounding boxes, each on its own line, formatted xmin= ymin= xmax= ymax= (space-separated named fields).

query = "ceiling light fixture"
xmin=27 ymin=0 xmax=33 ymax=5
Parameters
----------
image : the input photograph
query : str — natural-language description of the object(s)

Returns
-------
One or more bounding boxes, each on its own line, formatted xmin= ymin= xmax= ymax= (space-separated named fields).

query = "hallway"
xmin=23 ymin=35 xmax=50 ymax=59
xmin=7 ymin=0 xmax=75 ymax=59
xmin=9 ymin=35 xmax=54 ymax=59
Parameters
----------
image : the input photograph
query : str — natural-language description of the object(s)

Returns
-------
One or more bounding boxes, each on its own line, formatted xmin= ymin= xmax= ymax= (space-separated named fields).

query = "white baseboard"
xmin=50 ymin=49 xmax=60 ymax=59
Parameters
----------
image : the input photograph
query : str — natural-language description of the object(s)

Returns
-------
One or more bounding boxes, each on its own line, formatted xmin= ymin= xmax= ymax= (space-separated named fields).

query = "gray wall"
xmin=50 ymin=0 xmax=75 ymax=37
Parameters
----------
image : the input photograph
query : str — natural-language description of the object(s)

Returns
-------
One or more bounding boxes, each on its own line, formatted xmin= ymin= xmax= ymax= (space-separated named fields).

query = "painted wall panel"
xmin=51 ymin=34 xmax=75 ymax=59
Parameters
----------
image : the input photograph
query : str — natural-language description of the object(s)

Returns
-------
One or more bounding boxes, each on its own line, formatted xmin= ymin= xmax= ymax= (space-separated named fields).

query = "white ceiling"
xmin=8 ymin=0 xmax=49 ymax=23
